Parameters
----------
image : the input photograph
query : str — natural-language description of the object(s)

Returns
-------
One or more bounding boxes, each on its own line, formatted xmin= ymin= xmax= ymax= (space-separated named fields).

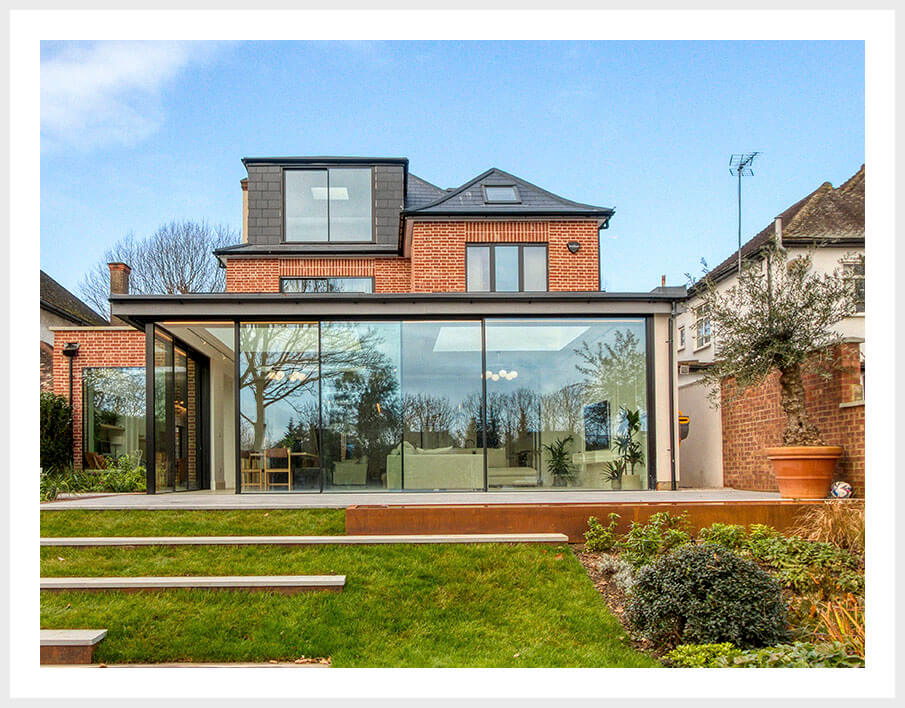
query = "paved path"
xmin=41 ymin=488 xmax=780 ymax=510
xmin=41 ymin=532 xmax=569 ymax=546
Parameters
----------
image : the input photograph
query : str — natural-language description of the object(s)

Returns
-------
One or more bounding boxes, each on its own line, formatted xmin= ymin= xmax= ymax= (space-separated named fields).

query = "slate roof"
xmin=405 ymin=167 xmax=614 ymax=218
xmin=700 ymin=164 xmax=864 ymax=287
xmin=405 ymin=173 xmax=446 ymax=209
xmin=40 ymin=271 xmax=108 ymax=325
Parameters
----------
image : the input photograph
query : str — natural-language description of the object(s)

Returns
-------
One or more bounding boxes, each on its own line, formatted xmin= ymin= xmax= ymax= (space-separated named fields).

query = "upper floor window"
xmin=678 ymin=325 xmax=686 ymax=350
xmin=466 ymin=244 xmax=547 ymax=292
xmin=482 ymin=184 xmax=520 ymax=204
xmin=843 ymin=258 xmax=865 ymax=313
xmin=280 ymin=277 xmax=374 ymax=294
xmin=284 ymin=168 xmax=373 ymax=242
xmin=694 ymin=305 xmax=711 ymax=349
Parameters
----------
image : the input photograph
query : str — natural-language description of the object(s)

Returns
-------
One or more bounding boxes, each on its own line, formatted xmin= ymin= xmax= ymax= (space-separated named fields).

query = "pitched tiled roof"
xmin=701 ymin=164 xmax=864 ymax=286
xmin=405 ymin=167 xmax=614 ymax=218
xmin=40 ymin=271 xmax=108 ymax=325
xmin=405 ymin=173 xmax=446 ymax=209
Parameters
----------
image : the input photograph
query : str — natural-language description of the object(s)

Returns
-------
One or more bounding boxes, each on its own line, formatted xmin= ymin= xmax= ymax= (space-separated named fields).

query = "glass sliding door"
xmin=154 ymin=331 xmax=174 ymax=491
xmin=398 ymin=321 xmax=484 ymax=490
xmin=320 ymin=321 xmax=402 ymax=491
xmin=150 ymin=327 xmax=206 ymax=493
xmin=238 ymin=322 xmax=321 ymax=492
xmin=484 ymin=318 xmax=650 ymax=490
xmin=174 ymin=347 xmax=188 ymax=491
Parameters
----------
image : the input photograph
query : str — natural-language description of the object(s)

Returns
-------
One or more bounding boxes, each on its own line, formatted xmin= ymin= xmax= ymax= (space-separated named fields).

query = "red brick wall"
xmin=223 ymin=219 xmax=601 ymax=293
xmin=410 ymin=220 xmax=600 ymax=292
xmin=225 ymin=258 xmax=281 ymax=292
xmin=721 ymin=342 xmax=865 ymax=496
xmin=52 ymin=328 xmax=146 ymax=470
xmin=225 ymin=257 xmax=412 ymax=293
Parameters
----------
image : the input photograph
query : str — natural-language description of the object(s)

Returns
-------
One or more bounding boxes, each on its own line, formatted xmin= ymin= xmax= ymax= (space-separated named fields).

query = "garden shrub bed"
xmin=575 ymin=504 xmax=865 ymax=667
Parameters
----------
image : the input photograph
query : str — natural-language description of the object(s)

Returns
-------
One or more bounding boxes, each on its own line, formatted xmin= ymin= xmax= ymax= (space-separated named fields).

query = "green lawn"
xmin=40 ymin=510 xmax=657 ymax=667
xmin=40 ymin=509 xmax=346 ymax=537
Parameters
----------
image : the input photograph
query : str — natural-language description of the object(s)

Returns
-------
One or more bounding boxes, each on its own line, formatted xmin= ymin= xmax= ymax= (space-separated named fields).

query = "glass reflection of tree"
xmin=464 ymin=389 xmax=541 ymax=449
xmin=541 ymin=382 xmax=584 ymax=432
xmin=575 ymin=330 xmax=646 ymax=414
xmin=85 ymin=368 xmax=145 ymax=440
xmin=240 ymin=324 xmax=384 ymax=450
xmin=402 ymin=394 xmax=455 ymax=437
xmin=328 ymin=353 xmax=400 ymax=482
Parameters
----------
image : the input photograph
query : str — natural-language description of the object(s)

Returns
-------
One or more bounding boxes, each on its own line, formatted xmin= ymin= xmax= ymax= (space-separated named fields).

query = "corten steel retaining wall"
xmin=721 ymin=342 xmax=865 ymax=496
xmin=345 ymin=500 xmax=824 ymax=542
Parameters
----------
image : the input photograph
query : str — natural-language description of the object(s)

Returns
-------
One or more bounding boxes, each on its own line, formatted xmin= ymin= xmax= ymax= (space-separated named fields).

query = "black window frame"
xmin=279 ymin=277 xmax=376 ymax=294
xmin=282 ymin=166 xmax=376 ymax=244
xmin=465 ymin=243 xmax=549 ymax=293
xmin=481 ymin=184 xmax=521 ymax=204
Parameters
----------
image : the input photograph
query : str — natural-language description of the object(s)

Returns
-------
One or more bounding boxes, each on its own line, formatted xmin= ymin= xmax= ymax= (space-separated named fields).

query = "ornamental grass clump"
xmin=626 ymin=543 xmax=789 ymax=650
xmin=789 ymin=500 xmax=865 ymax=558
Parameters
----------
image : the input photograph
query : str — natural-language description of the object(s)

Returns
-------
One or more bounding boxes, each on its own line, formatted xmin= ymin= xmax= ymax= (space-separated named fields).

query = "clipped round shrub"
xmin=626 ymin=543 xmax=789 ymax=650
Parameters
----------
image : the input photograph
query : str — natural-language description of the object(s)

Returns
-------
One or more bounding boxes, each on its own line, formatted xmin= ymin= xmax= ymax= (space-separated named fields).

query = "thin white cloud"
xmin=41 ymin=41 xmax=220 ymax=152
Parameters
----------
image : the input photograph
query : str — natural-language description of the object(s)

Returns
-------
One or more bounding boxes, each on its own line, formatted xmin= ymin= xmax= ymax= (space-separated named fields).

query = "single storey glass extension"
xmin=107 ymin=291 xmax=682 ymax=494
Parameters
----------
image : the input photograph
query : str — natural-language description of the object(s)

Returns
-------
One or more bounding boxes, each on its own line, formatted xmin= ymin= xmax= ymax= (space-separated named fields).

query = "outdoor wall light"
xmin=62 ymin=342 xmax=81 ymax=428
xmin=567 ymin=241 xmax=581 ymax=254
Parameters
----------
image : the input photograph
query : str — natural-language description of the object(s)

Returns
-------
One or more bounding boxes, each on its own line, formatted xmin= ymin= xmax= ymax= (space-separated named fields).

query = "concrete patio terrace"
xmin=41 ymin=488 xmax=782 ymax=510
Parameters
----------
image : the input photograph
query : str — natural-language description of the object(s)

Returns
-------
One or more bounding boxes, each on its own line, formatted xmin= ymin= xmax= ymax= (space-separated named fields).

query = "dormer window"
xmin=482 ymin=184 xmax=520 ymax=204
xmin=284 ymin=167 xmax=373 ymax=242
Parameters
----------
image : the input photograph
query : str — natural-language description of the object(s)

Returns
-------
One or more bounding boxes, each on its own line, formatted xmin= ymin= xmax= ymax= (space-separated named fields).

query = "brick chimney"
xmin=107 ymin=262 xmax=131 ymax=326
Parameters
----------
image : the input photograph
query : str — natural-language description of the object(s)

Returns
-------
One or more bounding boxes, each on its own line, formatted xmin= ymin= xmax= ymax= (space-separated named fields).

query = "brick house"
xmin=40 ymin=271 xmax=108 ymax=392
xmin=55 ymin=156 xmax=685 ymax=494
xmin=676 ymin=165 xmax=865 ymax=495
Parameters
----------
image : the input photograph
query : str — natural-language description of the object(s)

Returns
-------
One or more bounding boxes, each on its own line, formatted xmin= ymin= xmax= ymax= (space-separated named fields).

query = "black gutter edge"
xmin=402 ymin=209 xmax=615 ymax=218
xmin=242 ymin=156 xmax=409 ymax=166
xmin=213 ymin=245 xmax=403 ymax=257
xmin=109 ymin=289 xmax=688 ymax=305
xmin=40 ymin=300 xmax=109 ymax=327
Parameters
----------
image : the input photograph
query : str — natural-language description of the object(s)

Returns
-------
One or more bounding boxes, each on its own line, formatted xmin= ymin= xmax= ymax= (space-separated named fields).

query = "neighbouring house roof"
xmin=698 ymin=164 xmax=865 ymax=289
xmin=404 ymin=167 xmax=614 ymax=219
xmin=40 ymin=271 xmax=108 ymax=326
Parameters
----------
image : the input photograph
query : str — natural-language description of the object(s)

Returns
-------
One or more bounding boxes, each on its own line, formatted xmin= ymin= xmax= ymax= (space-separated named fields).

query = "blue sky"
xmin=40 ymin=40 xmax=864 ymax=296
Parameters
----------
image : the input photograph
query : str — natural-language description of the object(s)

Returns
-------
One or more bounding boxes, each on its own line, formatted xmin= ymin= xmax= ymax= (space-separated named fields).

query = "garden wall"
xmin=721 ymin=341 xmax=864 ymax=496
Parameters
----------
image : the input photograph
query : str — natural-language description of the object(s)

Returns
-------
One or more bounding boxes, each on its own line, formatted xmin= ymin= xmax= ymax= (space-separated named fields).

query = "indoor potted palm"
xmin=543 ymin=435 xmax=577 ymax=487
xmin=697 ymin=243 xmax=858 ymax=498
xmin=603 ymin=407 xmax=644 ymax=490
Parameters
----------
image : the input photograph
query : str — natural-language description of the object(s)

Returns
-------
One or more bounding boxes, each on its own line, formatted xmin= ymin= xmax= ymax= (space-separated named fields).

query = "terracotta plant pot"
xmin=764 ymin=446 xmax=843 ymax=499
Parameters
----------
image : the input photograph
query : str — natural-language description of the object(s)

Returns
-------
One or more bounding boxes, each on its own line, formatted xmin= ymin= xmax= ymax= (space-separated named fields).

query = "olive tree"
xmin=697 ymin=244 xmax=858 ymax=446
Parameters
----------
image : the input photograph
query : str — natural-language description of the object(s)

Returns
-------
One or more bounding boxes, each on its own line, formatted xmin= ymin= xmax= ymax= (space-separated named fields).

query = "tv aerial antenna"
xmin=729 ymin=152 xmax=760 ymax=274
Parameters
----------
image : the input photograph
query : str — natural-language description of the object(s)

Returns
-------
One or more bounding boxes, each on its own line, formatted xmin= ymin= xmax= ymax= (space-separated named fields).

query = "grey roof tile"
xmin=405 ymin=167 xmax=613 ymax=217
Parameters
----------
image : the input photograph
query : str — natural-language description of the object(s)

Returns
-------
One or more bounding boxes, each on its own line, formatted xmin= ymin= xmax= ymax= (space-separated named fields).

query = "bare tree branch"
xmin=79 ymin=220 xmax=239 ymax=318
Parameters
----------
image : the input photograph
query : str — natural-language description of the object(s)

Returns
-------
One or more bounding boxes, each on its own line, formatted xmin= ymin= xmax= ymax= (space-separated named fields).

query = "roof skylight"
xmin=482 ymin=184 xmax=520 ymax=204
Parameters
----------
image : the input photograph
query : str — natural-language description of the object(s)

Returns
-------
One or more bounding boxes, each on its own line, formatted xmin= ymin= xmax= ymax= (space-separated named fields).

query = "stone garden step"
xmin=40 ymin=629 xmax=107 ymax=665
xmin=41 ymin=532 xmax=569 ymax=547
xmin=40 ymin=575 xmax=345 ymax=593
